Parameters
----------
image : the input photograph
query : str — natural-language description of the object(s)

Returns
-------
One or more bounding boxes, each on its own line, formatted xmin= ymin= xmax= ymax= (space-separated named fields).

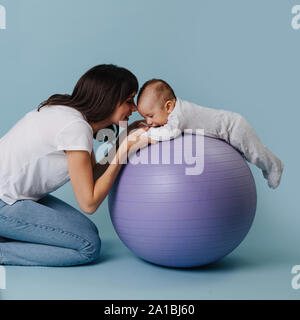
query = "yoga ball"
xmin=108 ymin=134 xmax=257 ymax=268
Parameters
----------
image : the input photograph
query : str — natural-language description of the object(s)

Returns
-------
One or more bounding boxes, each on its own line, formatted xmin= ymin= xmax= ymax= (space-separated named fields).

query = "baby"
xmin=137 ymin=79 xmax=284 ymax=189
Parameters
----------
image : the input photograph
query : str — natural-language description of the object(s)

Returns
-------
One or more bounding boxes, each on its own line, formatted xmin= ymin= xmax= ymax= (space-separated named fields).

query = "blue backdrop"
xmin=0 ymin=0 xmax=299 ymax=299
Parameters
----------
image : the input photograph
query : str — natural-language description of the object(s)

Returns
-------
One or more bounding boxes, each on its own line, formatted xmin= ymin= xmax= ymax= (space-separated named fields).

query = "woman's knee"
xmin=79 ymin=233 xmax=101 ymax=264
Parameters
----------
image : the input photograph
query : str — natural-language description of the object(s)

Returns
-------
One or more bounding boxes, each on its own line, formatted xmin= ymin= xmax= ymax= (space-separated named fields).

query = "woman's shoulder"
xmin=23 ymin=105 xmax=93 ymax=138
xmin=37 ymin=104 xmax=83 ymax=117
xmin=33 ymin=105 xmax=89 ymax=127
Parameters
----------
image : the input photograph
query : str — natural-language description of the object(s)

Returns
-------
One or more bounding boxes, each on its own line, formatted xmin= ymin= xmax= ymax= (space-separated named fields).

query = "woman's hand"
xmin=128 ymin=120 xmax=150 ymax=133
xmin=116 ymin=120 xmax=148 ymax=147
xmin=118 ymin=127 xmax=157 ymax=162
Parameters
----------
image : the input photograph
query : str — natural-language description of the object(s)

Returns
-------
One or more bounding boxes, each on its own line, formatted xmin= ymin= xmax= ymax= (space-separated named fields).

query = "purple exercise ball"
xmin=108 ymin=134 xmax=257 ymax=268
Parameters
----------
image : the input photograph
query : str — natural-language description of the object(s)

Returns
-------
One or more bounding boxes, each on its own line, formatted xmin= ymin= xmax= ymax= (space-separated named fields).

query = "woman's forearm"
xmin=91 ymin=145 xmax=127 ymax=212
xmin=90 ymin=126 xmax=150 ymax=213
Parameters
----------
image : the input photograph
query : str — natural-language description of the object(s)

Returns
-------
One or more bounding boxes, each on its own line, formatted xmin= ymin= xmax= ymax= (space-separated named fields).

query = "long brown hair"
xmin=38 ymin=64 xmax=138 ymax=138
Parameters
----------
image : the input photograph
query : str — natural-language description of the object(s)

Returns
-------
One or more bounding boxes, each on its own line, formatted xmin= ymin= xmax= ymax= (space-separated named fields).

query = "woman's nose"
xmin=146 ymin=119 xmax=152 ymax=125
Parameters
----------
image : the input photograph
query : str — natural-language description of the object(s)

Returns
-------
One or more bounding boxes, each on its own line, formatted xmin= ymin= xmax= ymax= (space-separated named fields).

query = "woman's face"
xmin=110 ymin=92 xmax=137 ymax=127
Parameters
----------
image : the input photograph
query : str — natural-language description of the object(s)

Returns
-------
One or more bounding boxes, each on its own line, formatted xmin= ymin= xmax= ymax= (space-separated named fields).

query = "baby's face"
xmin=137 ymin=93 xmax=169 ymax=127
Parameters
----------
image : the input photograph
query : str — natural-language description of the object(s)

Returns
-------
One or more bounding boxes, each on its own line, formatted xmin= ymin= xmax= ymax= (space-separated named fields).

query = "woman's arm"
xmin=66 ymin=127 xmax=152 ymax=215
xmin=91 ymin=149 xmax=105 ymax=181
xmin=91 ymin=149 xmax=97 ymax=169
xmin=66 ymin=147 xmax=124 ymax=215
xmin=91 ymin=121 xmax=148 ymax=181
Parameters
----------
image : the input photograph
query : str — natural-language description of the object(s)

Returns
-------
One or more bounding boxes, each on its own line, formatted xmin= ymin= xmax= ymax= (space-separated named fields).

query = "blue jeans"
xmin=0 ymin=194 xmax=101 ymax=266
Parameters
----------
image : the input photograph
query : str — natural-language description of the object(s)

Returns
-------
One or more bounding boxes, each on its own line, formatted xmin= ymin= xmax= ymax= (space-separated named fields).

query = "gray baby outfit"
xmin=143 ymin=98 xmax=284 ymax=189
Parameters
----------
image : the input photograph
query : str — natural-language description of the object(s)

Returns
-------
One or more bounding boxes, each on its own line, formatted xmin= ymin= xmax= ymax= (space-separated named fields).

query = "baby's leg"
xmin=228 ymin=114 xmax=284 ymax=189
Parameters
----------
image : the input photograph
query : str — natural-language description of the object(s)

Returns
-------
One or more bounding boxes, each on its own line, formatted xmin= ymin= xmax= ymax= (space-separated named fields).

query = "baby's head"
xmin=137 ymin=79 xmax=176 ymax=127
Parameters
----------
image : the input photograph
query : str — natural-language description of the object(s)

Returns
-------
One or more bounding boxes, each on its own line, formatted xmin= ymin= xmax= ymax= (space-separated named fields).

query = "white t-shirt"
xmin=0 ymin=105 xmax=94 ymax=205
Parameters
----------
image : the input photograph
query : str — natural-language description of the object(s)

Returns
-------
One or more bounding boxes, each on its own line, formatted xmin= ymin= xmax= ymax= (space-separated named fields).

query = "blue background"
xmin=0 ymin=0 xmax=299 ymax=299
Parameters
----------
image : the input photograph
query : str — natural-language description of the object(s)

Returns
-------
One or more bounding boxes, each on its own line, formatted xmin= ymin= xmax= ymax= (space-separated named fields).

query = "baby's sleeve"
xmin=144 ymin=122 xmax=182 ymax=141
xmin=55 ymin=120 xmax=94 ymax=155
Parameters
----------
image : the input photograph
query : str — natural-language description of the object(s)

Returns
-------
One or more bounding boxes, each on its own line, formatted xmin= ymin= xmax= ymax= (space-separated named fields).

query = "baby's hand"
xmin=147 ymin=136 xmax=159 ymax=144
xmin=140 ymin=127 xmax=160 ymax=144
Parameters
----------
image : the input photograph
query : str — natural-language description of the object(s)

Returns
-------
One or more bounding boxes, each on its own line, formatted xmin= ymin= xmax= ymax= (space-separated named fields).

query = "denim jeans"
xmin=0 ymin=194 xmax=101 ymax=266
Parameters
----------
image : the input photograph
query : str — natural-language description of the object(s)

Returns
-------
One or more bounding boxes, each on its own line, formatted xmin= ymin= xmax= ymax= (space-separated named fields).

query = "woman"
xmin=0 ymin=64 xmax=152 ymax=266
